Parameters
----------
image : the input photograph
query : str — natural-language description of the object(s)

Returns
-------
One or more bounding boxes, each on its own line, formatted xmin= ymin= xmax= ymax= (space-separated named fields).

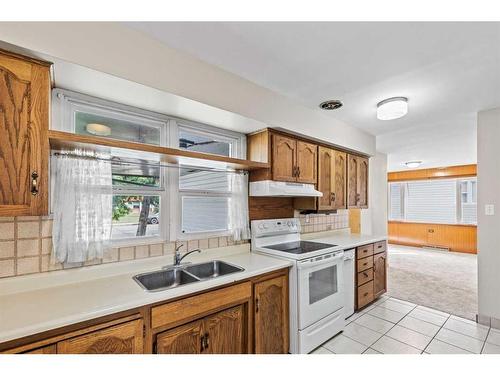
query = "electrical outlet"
xmin=305 ymin=214 xmax=310 ymax=223
xmin=485 ymin=204 xmax=495 ymax=216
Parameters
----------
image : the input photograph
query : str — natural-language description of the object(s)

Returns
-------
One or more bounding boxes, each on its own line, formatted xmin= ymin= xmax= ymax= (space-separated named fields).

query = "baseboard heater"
xmin=422 ymin=245 xmax=450 ymax=251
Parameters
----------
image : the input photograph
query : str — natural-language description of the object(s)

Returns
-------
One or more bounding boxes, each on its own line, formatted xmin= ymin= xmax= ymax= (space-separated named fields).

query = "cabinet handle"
xmin=363 ymin=272 xmax=368 ymax=277
xmin=331 ymin=192 xmax=336 ymax=202
xmin=255 ymin=298 xmax=260 ymax=313
xmin=204 ymin=333 xmax=210 ymax=349
xmin=31 ymin=171 xmax=39 ymax=196
xmin=363 ymin=292 xmax=369 ymax=297
xmin=200 ymin=335 xmax=205 ymax=352
xmin=363 ymin=262 xmax=368 ymax=266
xmin=292 ymin=166 xmax=297 ymax=177
xmin=296 ymin=166 xmax=301 ymax=177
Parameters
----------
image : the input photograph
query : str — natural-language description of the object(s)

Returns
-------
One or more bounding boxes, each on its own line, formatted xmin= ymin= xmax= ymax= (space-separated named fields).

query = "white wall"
xmin=361 ymin=152 xmax=388 ymax=236
xmin=0 ymin=22 xmax=375 ymax=155
xmin=477 ymin=107 xmax=500 ymax=322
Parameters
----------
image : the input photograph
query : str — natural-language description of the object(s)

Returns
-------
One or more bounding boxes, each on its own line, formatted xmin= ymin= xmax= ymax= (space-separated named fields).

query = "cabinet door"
xmin=296 ymin=141 xmax=317 ymax=184
xmin=204 ymin=305 xmax=245 ymax=354
xmin=254 ymin=275 xmax=288 ymax=354
xmin=57 ymin=319 xmax=144 ymax=354
xmin=347 ymin=154 xmax=358 ymax=207
xmin=23 ymin=344 xmax=57 ymax=354
xmin=0 ymin=51 xmax=50 ymax=216
xmin=357 ymin=157 xmax=369 ymax=208
xmin=373 ymin=252 xmax=387 ymax=299
xmin=272 ymin=134 xmax=297 ymax=182
xmin=156 ymin=319 xmax=203 ymax=354
xmin=317 ymin=147 xmax=334 ymax=210
xmin=332 ymin=151 xmax=347 ymax=209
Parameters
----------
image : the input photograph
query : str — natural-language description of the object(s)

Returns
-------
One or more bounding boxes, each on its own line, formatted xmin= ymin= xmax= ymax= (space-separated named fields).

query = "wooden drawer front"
xmin=357 ymin=244 xmax=374 ymax=259
xmin=357 ymin=268 xmax=373 ymax=286
xmin=357 ymin=256 xmax=373 ymax=272
xmin=374 ymin=241 xmax=387 ymax=254
xmin=357 ymin=281 xmax=374 ymax=309
xmin=152 ymin=282 xmax=252 ymax=330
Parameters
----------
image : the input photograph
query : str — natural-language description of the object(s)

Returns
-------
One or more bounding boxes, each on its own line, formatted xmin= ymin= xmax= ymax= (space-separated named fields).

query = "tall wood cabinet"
xmin=253 ymin=274 xmax=289 ymax=354
xmin=317 ymin=147 xmax=347 ymax=211
xmin=0 ymin=49 xmax=51 ymax=216
xmin=347 ymin=154 xmax=369 ymax=209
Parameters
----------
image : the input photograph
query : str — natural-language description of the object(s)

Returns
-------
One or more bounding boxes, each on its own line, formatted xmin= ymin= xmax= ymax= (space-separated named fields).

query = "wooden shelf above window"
xmin=48 ymin=130 xmax=270 ymax=171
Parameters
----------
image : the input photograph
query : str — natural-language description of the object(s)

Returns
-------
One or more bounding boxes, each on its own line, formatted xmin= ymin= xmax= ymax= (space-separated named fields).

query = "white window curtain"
xmin=228 ymin=172 xmax=250 ymax=241
xmin=52 ymin=151 xmax=113 ymax=264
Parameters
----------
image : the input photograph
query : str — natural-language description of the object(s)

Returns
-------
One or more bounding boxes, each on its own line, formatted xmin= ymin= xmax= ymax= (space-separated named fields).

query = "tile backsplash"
xmin=0 ymin=210 xmax=349 ymax=279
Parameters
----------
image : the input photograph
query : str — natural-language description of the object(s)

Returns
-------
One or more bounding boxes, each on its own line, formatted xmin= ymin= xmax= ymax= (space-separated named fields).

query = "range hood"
xmin=249 ymin=180 xmax=323 ymax=197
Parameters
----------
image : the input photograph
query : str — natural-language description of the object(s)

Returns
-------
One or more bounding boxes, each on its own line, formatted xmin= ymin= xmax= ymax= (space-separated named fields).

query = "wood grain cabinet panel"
xmin=332 ymin=151 xmax=347 ymax=209
xmin=0 ymin=50 xmax=50 ymax=216
xmin=272 ymin=134 xmax=297 ymax=182
xmin=296 ymin=141 xmax=317 ymax=184
xmin=23 ymin=344 xmax=57 ymax=354
xmin=357 ymin=281 xmax=374 ymax=309
xmin=156 ymin=319 xmax=204 ymax=354
xmin=348 ymin=154 xmax=369 ymax=208
xmin=254 ymin=275 xmax=289 ymax=354
xmin=204 ymin=305 xmax=245 ymax=354
xmin=373 ymin=252 xmax=387 ymax=299
xmin=57 ymin=319 xmax=144 ymax=354
xmin=317 ymin=147 xmax=335 ymax=210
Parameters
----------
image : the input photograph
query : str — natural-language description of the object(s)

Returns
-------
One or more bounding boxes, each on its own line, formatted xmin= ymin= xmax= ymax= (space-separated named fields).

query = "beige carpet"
xmin=387 ymin=244 xmax=478 ymax=320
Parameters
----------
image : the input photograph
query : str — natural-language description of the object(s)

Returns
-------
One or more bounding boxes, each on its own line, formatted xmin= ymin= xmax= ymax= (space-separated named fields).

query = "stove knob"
xmin=258 ymin=223 xmax=264 ymax=230
xmin=263 ymin=223 xmax=269 ymax=229
xmin=287 ymin=221 xmax=293 ymax=227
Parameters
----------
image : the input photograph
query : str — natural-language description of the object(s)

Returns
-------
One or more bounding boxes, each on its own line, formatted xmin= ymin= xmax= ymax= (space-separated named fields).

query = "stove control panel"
xmin=252 ymin=218 xmax=301 ymax=237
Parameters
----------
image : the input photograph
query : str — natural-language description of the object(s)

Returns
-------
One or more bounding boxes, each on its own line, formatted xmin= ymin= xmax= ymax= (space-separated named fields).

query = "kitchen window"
xmin=388 ymin=177 xmax=477 ymax=224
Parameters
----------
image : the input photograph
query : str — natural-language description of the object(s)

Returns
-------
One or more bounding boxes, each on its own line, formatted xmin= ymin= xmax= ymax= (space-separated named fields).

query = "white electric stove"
xmin=251 ymin=218 xmax=345 ymax=354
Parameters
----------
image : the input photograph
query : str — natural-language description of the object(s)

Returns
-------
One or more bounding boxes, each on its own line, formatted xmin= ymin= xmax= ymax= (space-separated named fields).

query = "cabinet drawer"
xmin=357 ymin=256 xmax=373 ymax=272
xmin=357 ymin=268 xmax=373 ymax=286
xmin=357 ymin=281 xmax=374 ymax=309
xmin=357 ymin=244 xmax=374 ymax=259
xmin=374 ymin=241 xmax=387 ymax=255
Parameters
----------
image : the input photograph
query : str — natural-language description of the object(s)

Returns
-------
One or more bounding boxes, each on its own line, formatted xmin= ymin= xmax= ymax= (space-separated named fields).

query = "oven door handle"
xmin=297 ymin=253 xmax=343 ymax=269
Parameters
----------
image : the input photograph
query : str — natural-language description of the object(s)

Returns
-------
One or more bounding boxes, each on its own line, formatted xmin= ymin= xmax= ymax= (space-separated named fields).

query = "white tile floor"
xmin=310 ymin=296 xmax=500 ymax=354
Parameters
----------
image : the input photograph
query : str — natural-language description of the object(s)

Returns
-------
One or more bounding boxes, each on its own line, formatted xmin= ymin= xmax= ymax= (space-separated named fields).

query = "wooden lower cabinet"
xmin=355 ymin=241 xmax=387 ymax=310
xmin=254 ymin=274 xmax=289 ymax=354
xmin=57 ymin=319 xmax=144 ymax=354
xmin=156 ymin=305 xmax=245 ymax=354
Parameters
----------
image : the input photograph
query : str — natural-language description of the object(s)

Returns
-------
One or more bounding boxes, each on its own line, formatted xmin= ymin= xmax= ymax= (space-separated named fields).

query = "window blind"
xmin=405 ymin=179 xmax=457 ymax=224
xmin=389 ymin=183 xmax=403 ymax=220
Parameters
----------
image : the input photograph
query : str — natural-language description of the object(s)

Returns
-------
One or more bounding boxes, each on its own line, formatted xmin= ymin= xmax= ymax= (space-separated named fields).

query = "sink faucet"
xmin=173 ymin=244 xmax=201 ymax=266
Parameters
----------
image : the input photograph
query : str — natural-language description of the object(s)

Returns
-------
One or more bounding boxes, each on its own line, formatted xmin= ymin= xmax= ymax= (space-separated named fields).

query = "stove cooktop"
xmin=263 ymin=240 xmax=337 ymax=254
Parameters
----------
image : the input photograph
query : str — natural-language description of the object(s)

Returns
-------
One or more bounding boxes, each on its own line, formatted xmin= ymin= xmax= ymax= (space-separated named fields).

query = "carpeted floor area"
xmin=387 ymin=244 xmax=478 ymax=321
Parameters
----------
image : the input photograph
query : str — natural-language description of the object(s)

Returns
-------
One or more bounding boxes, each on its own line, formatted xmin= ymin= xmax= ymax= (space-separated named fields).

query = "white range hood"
xmin=249 ymin=180 xmax=323 ymax=197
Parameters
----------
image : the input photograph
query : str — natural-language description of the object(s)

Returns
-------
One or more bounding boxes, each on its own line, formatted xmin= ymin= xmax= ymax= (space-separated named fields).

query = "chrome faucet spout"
xmin=173 ymin=245 xmax=202 ymax=266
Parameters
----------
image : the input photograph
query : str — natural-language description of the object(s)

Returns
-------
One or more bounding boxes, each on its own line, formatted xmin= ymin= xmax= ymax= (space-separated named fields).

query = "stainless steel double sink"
xmin=133 ymin=260 xmax=244 ymax=292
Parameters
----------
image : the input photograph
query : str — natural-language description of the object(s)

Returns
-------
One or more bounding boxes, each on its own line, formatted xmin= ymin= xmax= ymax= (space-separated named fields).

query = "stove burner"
xmin=263 ymin=241 xmax=337 ymax=254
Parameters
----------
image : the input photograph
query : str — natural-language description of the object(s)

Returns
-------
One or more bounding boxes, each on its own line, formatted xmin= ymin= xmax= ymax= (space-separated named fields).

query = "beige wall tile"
xmin=198 ymin=238 xmax=209 ymax=249
xmin=103 ymin=248 xmax=119 ymax=263
xmin=150 ymin=243 xmax=163 ymax=257
xmin=187 ymin=240 xmax=199 ymax=251
xmin=17 ymin=239 xmax=40 ymax=257
xmin=83 ymin=258 xmax=102 ymax=266
xmin=48 ymin=258 xmax=63 ymax=271
xmin=0 ymin=223 xmax=15 ymax=240
xmin=0 ymin=241 xmax=15 ymax=259
xmin=119 ymin=247 xmax=135 ymax=261
xmin=41 ymin=255 xmax=50 ymax=272
xmin=219 ymin=236 xmax=228 ymax=247
xmin=208 ymin=237 xmax=219 ymax=248
xmin=17 ymin=221 xmax=40 ymax=239
xmin=17 ymin=256 xmax=40 ymax=275
xmin=41 ymin=220 xmax=53 ymax=238
xmin=135 ymin=245 xmax=149 ymax=259
xmin=164 ymin=242 xmax=176 ymax=254
xmin=41 ymin=238 xmax=53 ymax=255
xmin=0 ymin=259 xmax=15 ymax=277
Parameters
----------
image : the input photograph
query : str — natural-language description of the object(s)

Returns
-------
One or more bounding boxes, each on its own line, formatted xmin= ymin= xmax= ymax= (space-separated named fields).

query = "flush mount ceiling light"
xmin=86 ymin=123 xmax=111 ymax=136
xmin=404 ymin=161 xmax=422 ymax=168
xmin=319 ymin=100 xmax=343 ymax=110
xmin=377 ymin=97 xmax=408 ymax=120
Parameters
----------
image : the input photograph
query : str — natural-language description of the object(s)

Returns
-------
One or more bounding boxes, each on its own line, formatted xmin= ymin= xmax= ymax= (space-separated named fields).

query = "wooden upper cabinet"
xmin=57 ymin=319 xmax=144 ymax=354
xmin=296 ymin=141 xmax=317 ymax=184
xmin=0 ymin=50 xmax=50 ymax=216
xmin=156 ymin=319 xmax=203 ymax=354
xmin=373 ymin=252 xmax=387 ymax=299
xmin=317 ymin=147 xmax=335 ymax=210
xmin=272 ymin=134 xmax=297 ymax=182
xmin=254 ymin=275 xmax=288 ymax=354
xmin=332 ymin=151 xmax=347 ymax=209
xmin=347 ymin=154 xmax=369 ymax=208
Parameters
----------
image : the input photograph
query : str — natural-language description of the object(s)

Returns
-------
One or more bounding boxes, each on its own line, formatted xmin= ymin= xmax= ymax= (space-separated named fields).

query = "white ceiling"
xmin=126 ymin=22 xmax=500 ymax=170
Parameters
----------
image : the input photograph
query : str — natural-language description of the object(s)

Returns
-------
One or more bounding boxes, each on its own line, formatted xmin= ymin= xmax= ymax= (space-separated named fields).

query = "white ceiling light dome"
xmin=377 ymin=97 xmax=408 ymax=120
xmin=404 ymin=161 xmax=422 ymax=168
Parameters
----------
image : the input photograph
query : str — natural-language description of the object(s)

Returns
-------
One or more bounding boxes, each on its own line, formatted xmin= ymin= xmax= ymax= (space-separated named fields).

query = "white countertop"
xmin=0 ymin=246 xmax=292 ymax=344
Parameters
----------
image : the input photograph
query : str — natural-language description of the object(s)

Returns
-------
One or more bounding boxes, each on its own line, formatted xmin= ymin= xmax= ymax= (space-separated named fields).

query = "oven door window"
xmin=309 ymin=265 xmax=338 ymax=305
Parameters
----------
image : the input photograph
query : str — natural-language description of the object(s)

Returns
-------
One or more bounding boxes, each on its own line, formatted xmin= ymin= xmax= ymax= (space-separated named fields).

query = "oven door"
xmin=297 ymin=251 xmax=344 ymax=330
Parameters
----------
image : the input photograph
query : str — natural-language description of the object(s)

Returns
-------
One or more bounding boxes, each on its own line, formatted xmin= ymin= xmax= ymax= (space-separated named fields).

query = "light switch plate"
xmin=485 ymin=204 xmax=495 ymax=216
